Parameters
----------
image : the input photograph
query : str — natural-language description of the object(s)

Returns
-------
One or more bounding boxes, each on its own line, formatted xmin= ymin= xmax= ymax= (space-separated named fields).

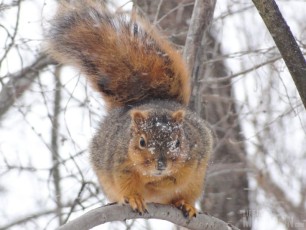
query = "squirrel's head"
xmin=128 ymin=108 xmax=191 ymax=177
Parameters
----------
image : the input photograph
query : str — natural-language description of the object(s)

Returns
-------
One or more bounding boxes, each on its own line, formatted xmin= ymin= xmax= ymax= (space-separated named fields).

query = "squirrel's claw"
xmin=124 ymin=194 xmax=147 ymax=215
xmin=173 ymin=200 xmax=197 ymax=219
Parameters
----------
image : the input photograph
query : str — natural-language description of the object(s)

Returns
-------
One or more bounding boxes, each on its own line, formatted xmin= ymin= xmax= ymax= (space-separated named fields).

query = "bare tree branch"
xmin=183 ymin=0 xmax=216 ymax=116
xmin=178 ymin=0 xmax=250 ymax=228
xmin=183 ymin=0 xmax=216 ymax=74
xmin=0 ymin=209 xmax=56 ymax=230
xmin=0 ymin=54 xmax=55 ymax=120
xmin=252 ymin=0 xmax=306 ymax=109
xmin=51 ymin=66 xmax=63 ymax=225
xmin=0 ymin=0 xmax=22 ymax=69
xmin=204 ymin=56 xmax=281 ymax=83
xmin=256 ymin=170 xmax=303 ymax=221
xmin=58 ymin=203 xmax=240 ymax=230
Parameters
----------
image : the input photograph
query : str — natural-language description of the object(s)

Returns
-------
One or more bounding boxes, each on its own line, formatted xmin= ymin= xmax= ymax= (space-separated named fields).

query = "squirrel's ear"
xmin=130 ymin=109 xmax=149 ymax=127
xmin=172 ymin=109 xmax=185 ymax=123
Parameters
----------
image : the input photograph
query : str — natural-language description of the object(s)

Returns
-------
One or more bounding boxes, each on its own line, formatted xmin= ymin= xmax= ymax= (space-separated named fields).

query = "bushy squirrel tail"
xmin=47 ymin=1 xmax=190 ymax=108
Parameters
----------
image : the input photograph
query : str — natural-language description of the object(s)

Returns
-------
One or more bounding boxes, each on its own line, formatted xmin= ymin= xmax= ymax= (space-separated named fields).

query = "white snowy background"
xmin=0 ymin=0 xmax=305 ymax=229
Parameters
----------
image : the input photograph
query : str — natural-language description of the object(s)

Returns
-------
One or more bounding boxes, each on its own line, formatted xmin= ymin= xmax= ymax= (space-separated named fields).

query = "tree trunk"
xmin=134 ymin=0 xmax=250 ymax=229
xmin=198 ymin=33 xmax=250 ymax=229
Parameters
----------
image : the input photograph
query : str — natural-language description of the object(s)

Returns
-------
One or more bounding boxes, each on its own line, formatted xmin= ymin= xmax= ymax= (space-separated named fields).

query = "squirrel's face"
xmin=128 ymin=109 xmax=190 ymax=177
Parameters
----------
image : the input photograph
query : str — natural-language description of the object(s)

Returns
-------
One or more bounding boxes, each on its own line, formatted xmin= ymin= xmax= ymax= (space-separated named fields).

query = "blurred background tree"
xmin=0 ymin=0 xmax=305 ymax=229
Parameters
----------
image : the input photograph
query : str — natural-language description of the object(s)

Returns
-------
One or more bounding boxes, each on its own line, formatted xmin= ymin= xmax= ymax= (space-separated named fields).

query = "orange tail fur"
xmin=47 ymin=1 xmax=190 ymax=108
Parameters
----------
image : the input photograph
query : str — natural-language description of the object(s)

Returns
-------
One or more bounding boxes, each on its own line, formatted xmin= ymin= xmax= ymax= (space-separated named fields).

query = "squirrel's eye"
xmin=139 ymin=137 xmax=146 ymax=148
xmin=175 ymin=139 xmax=180 ymax=148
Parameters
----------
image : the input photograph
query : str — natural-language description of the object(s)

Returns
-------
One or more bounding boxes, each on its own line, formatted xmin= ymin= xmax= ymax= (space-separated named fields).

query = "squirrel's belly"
xmin=143 ymin=180 xmax=185 ymax=204
xmin=144 ymin=189 xmax=177 ymax=204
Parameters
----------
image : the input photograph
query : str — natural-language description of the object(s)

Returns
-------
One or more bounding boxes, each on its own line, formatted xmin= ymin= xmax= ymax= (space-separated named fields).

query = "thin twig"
xmin=0 ymin=0 xmax=22 ymax=68
xmin=0 ymin=210 xmax=56 ymax=230
xmin=51 ymin=66 xmax=63 ymax=225
xmin=0 ymin=54 xmax=55 ymax=119
xmin=204 ymin=56 xmax=281 ymax=83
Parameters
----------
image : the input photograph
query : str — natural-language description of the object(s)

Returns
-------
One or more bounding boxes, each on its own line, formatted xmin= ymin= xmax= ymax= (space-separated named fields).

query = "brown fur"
xmin=47 ymin=1 xmax=213 ymax=219
xmin=47 ymin=0 xmax=190 ymax=108
xmin=90 ymin=101 xmax=213 ymax=218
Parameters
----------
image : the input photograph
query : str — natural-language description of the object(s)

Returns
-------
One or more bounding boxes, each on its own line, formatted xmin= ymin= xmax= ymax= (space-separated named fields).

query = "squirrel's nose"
xmin=156 ymin=159 xmax=167 ymax=171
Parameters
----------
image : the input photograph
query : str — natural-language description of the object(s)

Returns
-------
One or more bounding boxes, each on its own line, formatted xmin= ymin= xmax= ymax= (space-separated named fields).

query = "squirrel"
xmin=47 ymin=0 xmax=213 ymax=219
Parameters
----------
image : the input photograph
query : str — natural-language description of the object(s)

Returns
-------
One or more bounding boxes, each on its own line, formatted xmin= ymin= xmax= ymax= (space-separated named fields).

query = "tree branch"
xmin=57 ymin=203 xmax=240 ymax=230
xmin=0 ymin=209 xmax=56 ymax=230
xmin=0 ymin=54 xmax=55 ymax=119
xmin=252 ymin=0 xmax=306 ymax=109
xmin=183 ymin=0 xmax=216 ymax=73
xmin=51 ymin=66 xmax=63 ymax=225
xmin=182 ymin=0 xmax=216 ymax=115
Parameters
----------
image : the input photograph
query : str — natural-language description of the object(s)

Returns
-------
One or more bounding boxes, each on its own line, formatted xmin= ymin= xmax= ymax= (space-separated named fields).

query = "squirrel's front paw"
xmin=173 ymin=200 xmax=197 ymax=219
xmin=124 ymin=194 xmax=148 ymax=215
